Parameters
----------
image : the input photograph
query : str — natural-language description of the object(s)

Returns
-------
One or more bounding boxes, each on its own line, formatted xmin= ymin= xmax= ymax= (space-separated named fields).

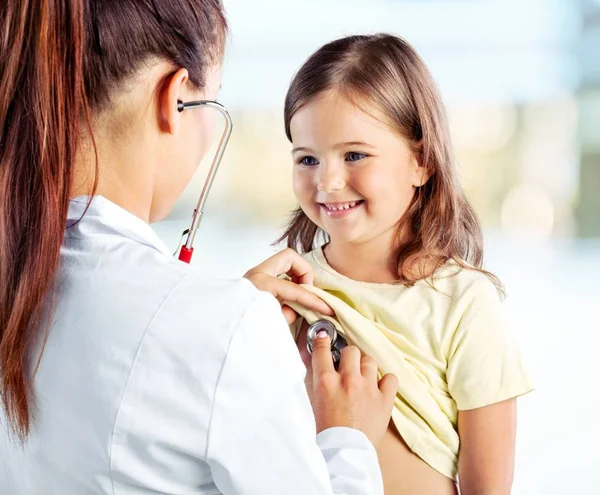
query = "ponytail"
xmin=0 ymin=0 xmax=88 ymax=439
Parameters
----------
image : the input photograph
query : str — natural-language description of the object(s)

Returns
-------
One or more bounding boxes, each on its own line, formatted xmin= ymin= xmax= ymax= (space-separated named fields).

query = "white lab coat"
xmin=0 ymin=196 xmax=383 ymax=495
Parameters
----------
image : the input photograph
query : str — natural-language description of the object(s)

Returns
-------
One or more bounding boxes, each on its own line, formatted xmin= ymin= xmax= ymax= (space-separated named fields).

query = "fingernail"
xmin=316 ymin=330 xmax=328 ymax=339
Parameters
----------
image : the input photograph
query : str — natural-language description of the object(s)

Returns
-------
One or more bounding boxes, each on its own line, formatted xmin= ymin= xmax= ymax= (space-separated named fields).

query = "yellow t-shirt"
xmin=287 ymin=247 xmax=533 ymax=480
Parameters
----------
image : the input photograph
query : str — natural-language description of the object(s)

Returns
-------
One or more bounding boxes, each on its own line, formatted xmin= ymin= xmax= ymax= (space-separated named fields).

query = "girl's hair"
xmin=0 ymin=0 xmax=227 ymax=439
xmin=279 ymin=34 xmax=502 ymax=290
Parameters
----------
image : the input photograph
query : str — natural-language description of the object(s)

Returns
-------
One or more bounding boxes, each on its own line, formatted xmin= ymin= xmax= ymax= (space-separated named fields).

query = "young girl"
xmin=280 ymin=34 xmax=533 ymax=494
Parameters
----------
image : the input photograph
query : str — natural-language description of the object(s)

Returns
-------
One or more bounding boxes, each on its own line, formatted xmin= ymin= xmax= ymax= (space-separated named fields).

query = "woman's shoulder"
xmin=108 ymin=271 xmax=285 ymax=483
xmin=114 ymin=267 xmax=283 ymax=416
xmin=156 ymin=267 xmax=268 ymax=334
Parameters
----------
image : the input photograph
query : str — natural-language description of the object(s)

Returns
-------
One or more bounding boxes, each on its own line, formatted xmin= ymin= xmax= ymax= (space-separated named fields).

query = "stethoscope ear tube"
xmin=175 ymin=100 xmax=233 ymax=263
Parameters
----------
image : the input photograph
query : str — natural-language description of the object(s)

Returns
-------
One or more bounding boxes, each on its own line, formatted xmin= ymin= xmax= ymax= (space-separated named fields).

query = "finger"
xmin=246 ymin=249 xmax=315 ymax=286
xmin=269 ymin=278 xmax=333 ymax=316
xmin=247 ymin=273 xmax=333 ymax=317
xmin=360 ymin=355 xmax=379 ymax=382
xmin=378 ymin=373 xmax=399 ymax=403
xmin=311 ymin=332 xmax=335 ymax=377
xmin=338 ymin=345 xmax=361 ymax=375
xmin=280 ymin=249 xmax=314 ymax=286
xmin=281 ymin=305 xmax=298 ymax=325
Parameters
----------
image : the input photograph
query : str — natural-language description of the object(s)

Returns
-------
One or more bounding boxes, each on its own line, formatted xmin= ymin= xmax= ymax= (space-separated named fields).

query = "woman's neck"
xmin=71 ymin=126 xmax=155 ymax=223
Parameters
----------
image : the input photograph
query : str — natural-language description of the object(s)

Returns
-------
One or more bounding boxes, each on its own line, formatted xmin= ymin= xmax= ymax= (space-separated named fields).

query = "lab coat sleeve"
xmin=206 ymin=290 xmax=384 ymax=495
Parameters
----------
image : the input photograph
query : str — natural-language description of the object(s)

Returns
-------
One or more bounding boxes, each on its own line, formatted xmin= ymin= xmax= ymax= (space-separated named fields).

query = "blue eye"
xmin=299 ymin=156 xmax=319 ymax=166
xmin=346 ymin=152 xmax=366 ymax=162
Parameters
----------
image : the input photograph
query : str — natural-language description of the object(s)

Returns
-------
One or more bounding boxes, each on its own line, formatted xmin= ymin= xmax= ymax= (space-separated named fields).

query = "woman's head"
xmin=0 ymin=0 xmax=227 ymax=439
xmin=281 ymin=34 xmax=487 ymax=283
xmin=78 ymin=0 xmax=228 ymax=220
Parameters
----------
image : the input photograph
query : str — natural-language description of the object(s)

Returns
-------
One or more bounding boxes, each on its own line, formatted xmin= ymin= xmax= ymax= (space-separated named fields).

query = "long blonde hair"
xmin=279 ymin=34 xmax=502 ymax=291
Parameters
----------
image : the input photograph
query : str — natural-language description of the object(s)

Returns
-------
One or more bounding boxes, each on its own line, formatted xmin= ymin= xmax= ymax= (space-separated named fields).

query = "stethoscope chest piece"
xmin=306 ymin=319 xmax=347 ymax=369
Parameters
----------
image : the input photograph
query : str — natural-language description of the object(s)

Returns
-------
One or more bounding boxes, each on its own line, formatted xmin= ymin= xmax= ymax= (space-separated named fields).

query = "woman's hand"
xmin=310 ymin=333 xmax=398 ymax=448
xmin=297 ymin=320 xmax=397 ymax=447
xmin=244 ymin=248 xmax=334 ymax=324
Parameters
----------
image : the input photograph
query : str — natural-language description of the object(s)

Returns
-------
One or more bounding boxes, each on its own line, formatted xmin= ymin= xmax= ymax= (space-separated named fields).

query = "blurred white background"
xmin=155 ymin=0 xmax=600 ymax=493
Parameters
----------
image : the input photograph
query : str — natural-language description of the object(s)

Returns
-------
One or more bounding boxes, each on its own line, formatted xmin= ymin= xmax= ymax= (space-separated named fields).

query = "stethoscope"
xmin=174 ymin=98 xmax=233 ymax=263
xmin=306 ymin=320 xmax=348 ymax=369
xmin=174 ymin=99 xmax=347 ymax=364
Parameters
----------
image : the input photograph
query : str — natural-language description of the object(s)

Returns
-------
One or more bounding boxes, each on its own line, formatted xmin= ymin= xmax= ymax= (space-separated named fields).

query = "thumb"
xmin=378 ymin=373 xmax=398 ymax=405
xmin=281 ymin=305 xmax=298 ymax=325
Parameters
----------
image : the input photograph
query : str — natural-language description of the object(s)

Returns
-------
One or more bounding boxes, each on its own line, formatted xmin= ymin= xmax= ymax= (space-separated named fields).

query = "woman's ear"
xmin=158 ymin=68 xmax=189 ymax=134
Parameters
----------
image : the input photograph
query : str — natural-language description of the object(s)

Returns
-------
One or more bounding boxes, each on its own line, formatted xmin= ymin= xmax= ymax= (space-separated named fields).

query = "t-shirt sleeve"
xmin=446 ymin=277 xmax=533 ymax=410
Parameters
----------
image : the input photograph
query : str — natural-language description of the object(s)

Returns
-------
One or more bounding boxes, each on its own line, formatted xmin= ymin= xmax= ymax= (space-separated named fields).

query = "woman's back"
xmin=1 ymin=196 xmax=259 ymax=492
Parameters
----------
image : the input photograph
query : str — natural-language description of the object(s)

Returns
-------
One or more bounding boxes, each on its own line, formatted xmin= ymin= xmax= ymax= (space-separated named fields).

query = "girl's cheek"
xmin=293 ymin=174 xmax=314 ymax=197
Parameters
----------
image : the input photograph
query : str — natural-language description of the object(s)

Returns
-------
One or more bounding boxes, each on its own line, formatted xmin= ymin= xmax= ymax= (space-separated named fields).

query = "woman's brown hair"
xmin=279 ymin=34 xmax=502 ymax=290
xmin=0 ymin=0 xmax=227 ymax=439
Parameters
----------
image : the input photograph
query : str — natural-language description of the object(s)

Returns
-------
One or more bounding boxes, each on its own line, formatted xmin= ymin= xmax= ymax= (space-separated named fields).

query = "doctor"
xmin=0 ymin=1 xmax=398 ymax=494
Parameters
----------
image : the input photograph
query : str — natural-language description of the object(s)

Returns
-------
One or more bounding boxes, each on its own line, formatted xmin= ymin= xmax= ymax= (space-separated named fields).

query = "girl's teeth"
xmin=326 ymin=201 xmax=357 ymax=211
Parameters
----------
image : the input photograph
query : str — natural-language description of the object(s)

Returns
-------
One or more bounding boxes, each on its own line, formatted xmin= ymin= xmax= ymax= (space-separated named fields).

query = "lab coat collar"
xmin=66 ymin=196 xmax=174 ymax=258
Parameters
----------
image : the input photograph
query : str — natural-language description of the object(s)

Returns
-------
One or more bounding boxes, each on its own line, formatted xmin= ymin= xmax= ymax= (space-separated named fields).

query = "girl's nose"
xmin=317 ymin=162 xmax=346 ymax=192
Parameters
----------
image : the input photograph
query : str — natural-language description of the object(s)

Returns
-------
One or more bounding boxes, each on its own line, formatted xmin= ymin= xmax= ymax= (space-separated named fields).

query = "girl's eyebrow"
xmin=291 ymin=146 xmax=314 ymax=154
xmin=334 ymin=141 xmax=374 ymax=149
xmin=292 ymin=141 xmax=374 ymax=154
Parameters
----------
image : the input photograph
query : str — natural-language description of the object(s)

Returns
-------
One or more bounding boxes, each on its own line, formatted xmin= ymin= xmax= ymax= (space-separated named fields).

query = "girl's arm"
xmin=457 ymin=398 xmax=517 ymax=495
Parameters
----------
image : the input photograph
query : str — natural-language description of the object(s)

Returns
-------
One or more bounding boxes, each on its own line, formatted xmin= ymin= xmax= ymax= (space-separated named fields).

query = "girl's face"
xmin=290 ymin=91 xmax=428 ymax=249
